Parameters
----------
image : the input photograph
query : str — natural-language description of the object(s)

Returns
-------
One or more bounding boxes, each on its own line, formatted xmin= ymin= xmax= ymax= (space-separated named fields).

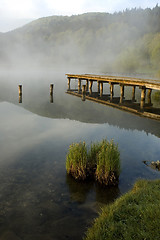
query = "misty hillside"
xmin=0 ymin=5 xmax=160 ymax=75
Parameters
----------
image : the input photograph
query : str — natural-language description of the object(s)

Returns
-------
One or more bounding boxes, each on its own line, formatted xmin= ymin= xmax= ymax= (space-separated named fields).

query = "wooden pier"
xmin=66 ymin=74 xmax=160 ymax=120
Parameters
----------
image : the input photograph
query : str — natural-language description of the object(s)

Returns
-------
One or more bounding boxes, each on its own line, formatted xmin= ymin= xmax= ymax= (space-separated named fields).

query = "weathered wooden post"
xmin=18 ymin=85 xmax=22 ymax=103
xmin=120 ymin=84 xmax=124 ymax=104
xmin=78 ymin=79 xmax=81 ymax=93
xmin=67 ymin=77 xmax=71 ymax=90
xmin=50 ymin=84 xmax=54 ymax=95
xmin=110 ymin=83 xmax=114 ymax=101
xmin=97 ymin=81 xmax=100 ymax=94
xmin=100 ymin=82 xmax=103 ymax=98
xmin=147 ymin=89 xmax=152 ymax=105
xmin=86 ymin=80 xmax=89 ymax=92
xmin=89 ymin=80 xmax=93 ymax=96
xmin=140 ymin=86 xmax=146 ymax=110
xmin=50 ymin=94 xmax=53 ymax=103
xmin=82 ymin=85 xmax=86 ymax=101
xmin=132 ymin=86 xmax=136 ymax=102
xmin=19 ymin=85 xmax=22 ymax=96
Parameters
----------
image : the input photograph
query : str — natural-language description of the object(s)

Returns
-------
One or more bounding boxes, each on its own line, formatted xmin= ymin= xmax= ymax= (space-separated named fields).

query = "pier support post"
xmin=97 ymin=81 xmax=100 ymax=94
xmin=67 ymin=78 xmax=71 ymax=90
xmin=86 ymin=80 xmax=89 ymax=92
xmin=100 ymin=82 xmax=103 ymax=98
xmin=140 ymin=87 xmax=146 ymax=110
xmin=132 ymin=86 xmax=136 ymax=102
xmin=110 ymin=83 xmax=114 ymax=101
xmin=120 ymin=84 xmax=124 ymax=104
xmin=89 ymin=80 xmax=93 ymax=95
xmin=82 ymin=85 xmax=86 ymax=101
xmin=147 ymin=89 xmax=152 ymax=105
xmin=78 ymin=79 xmax=81 ymax=93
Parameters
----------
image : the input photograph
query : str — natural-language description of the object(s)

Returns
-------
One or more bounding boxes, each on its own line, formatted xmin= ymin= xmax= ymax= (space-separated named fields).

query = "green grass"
xmin=84 ymin=179 xmax=160 ymax=240
xmin=66 ymin=139 xmax=120 ymax=185
xmin=66 ymin=141 xmax=88 ymax=180
xmin=96 ymin=140 xmax=120 ymax=186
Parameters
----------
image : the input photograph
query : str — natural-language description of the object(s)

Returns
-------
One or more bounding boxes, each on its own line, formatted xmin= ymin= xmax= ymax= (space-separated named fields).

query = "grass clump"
xmin=84 ymin=179 xmax=160 ymax=240
xmin=66 ymin=139 xmax=120 ymax=186
xmin=66 ymin=142 xmax=87 ymax=180
xmin=96 ymin=140 xmax=120 ymax=186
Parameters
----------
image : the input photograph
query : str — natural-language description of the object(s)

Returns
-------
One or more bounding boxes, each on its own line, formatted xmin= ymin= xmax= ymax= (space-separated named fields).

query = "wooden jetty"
xmin=66 ymin=74 xmax=160 ymax=120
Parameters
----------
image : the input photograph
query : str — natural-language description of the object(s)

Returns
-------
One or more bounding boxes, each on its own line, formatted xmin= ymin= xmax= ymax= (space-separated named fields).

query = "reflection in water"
xmin=19 ymin=94 xmax=22 ymax=103
xmin=67 ymin=88 xmax=160 ymax=121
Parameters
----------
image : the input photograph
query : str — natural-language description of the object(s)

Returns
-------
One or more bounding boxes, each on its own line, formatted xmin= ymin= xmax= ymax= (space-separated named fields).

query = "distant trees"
xmin=0 ymin=5 xmax=160 ymax=75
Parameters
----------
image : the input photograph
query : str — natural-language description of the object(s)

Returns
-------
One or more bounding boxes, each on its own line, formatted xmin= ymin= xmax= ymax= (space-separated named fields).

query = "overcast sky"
xmin=0 ymin=0 xmax=159 ymax=32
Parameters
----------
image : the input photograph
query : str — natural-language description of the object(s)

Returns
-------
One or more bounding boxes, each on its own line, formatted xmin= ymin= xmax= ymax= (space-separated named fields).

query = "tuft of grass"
xmin=66 ymin=139 xmax=121 ymax=186
xmin=95 ymin=139 xmax=120 ymax=186
xmin=66 ymin=141 xmax=87 ymax=180
xmin=84 ymin=179 xmax=160 ymax=240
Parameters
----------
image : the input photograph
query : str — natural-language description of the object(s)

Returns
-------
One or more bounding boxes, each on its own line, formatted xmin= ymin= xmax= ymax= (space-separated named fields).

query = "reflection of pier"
xmin=66 ymin=74 xmax=160 ymax=120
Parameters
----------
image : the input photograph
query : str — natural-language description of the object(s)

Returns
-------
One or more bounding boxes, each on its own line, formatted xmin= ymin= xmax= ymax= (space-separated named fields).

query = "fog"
xmin=0 ymin=7 xmax=159 ymax=78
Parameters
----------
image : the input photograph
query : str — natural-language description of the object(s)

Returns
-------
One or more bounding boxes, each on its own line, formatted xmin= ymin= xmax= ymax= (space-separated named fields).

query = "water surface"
xmin=0 ymin=71 xmax=160 ymax=240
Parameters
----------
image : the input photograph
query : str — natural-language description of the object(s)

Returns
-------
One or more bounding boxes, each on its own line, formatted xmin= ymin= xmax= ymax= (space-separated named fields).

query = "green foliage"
xmin=96 ymin=140 xmax=120 ymax=186
xmin=84 ymin=179 xmax=160 ymax=240
xmin=66 ymin=142 xmax=87 ymax=180
xmin=66 ymin=139 xmax=120 ymax=186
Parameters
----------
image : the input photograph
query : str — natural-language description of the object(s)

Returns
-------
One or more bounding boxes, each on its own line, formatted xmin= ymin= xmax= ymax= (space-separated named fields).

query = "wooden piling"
xmin=86 ymin=80 xmax=89 ymax=91
xmin=132 ymin=86 xmax=136 ymax=102
xmin=82 ymin=85 xmax=86 ymax=101
xmin=110 ymin=83 xmax=114 ymax=101
xmin=147 ymin=89 xmax=152 ymax=105
xmin=68 ymin=78 xmax=71 ymax=90
xmin=78 ymin=79 xmax=81 ymax=93
xmin=19 ymin=85 xmax=22 ymax=96
xmin=97 ymin=81 xmax=100 ymax=93
xmin=120 ymin=84 xmax=124 ymax=104
xmin=100 ymin=82 xmax=103 ymax=97
xmin=89 ymin=80 xmax=93 ymax=95
xmin=140 ymin=87 xmax=146 ymax=110
xmin=50 ymin=84 xmax=54 ymax=95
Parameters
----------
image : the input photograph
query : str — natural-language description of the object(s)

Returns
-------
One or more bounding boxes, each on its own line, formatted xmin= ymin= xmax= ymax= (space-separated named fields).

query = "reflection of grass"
xmin=153 ymin=91 xmax=160 ymax=101
xmin=66 ymin=139 xmax=120 ymax=186
xmin=96 ymin=140 xmax=120 ymax=186
xmin=84 ymin=179 xmax=160 ymax=240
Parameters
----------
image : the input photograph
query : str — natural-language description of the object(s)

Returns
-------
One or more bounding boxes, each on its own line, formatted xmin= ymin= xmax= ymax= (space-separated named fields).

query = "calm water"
xmin=0 ymin=71 xmax=160 ymax=240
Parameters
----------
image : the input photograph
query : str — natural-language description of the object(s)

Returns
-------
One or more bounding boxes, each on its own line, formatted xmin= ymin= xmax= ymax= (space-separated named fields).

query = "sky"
xmin=0 ymin=0 xmax=159 ymax=32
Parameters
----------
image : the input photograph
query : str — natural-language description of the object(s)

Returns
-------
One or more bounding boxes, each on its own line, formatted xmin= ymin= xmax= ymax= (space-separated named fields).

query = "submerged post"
xmin=19 ymin=85 xmax=22 ymax=96
xmin=50 ymin=84 xmax=54 ymax=95
xmin=82 ymin=85 xmax=86 ymax=101
xmin=140 ymin=86 xmax=146 ymax=110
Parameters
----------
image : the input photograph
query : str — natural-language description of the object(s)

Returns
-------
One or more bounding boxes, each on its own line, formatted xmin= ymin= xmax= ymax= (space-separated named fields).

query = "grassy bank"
xmin=84 ymin=179 xmax=160 ymax=240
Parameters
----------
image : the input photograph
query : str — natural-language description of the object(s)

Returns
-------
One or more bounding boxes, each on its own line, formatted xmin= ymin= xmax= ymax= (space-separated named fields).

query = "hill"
xmin=0 ymin=6 xmax=160 ymax=75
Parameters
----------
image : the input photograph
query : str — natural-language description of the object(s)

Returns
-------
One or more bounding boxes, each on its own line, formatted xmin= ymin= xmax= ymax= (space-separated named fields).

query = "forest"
xmin=0 ymin=5 xmax=160 ymax=76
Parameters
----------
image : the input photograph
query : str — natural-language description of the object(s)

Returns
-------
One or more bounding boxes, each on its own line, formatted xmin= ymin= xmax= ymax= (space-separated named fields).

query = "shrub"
xmin=66 ymin=141 xmax=88 ymax=180
xmin=95 ymin=139 xmax=120 ymax=186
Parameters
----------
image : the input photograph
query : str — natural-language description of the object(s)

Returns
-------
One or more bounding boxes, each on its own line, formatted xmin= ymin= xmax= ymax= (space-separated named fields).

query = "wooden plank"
xmin=66 ymin=74 xmax=160 ymax=90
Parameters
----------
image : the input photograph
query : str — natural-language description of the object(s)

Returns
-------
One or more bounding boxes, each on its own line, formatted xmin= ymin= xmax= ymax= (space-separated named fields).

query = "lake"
xmin=0 ymin=70 xmax=160 ymax=240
